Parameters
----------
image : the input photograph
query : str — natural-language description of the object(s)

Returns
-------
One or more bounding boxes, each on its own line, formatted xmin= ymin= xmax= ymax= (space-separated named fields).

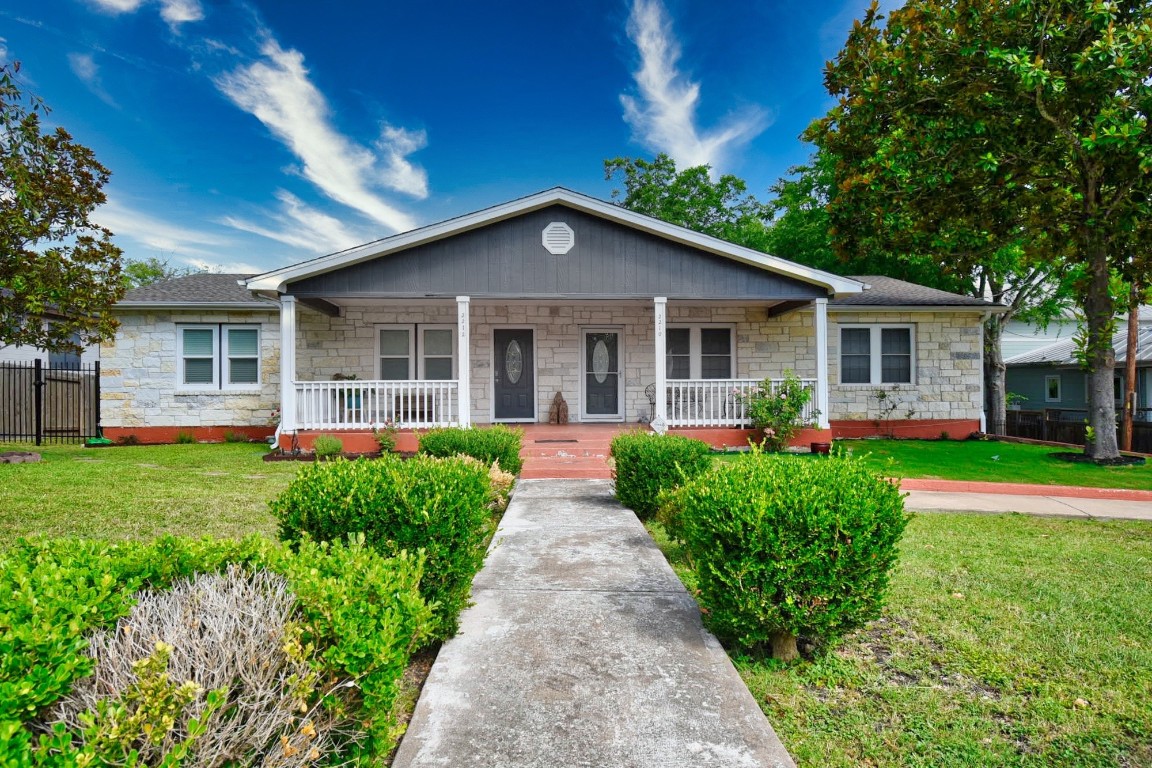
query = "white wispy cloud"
xmin=95 ymin=198 xmax=234 ymax=264
xmin=215 ymin=37 xmax=425 ymax=234
xmin=220 ymin=189 xmax=375 ymax=254
xmin=620 ymin=0 xmax=768 ymax=171
xmin=85 ymin=0 xmax=203 ymax=29
xmin=67 ymin=52 xmax=117 ymax=107
xmin=0 ymin=38 xmax=9 ymax=67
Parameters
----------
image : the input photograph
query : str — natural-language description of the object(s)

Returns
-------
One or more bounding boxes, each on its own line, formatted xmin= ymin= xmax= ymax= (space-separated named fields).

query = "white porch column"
xmin=653 ymin=297 xmax=668 ymax=433
xmin=815 ymin=298 xmax=830 ymax=429
xmin=457 ymin=296 xmax=471 ymax=427
xmin=279 ymin=294 xmax=297 ymax=432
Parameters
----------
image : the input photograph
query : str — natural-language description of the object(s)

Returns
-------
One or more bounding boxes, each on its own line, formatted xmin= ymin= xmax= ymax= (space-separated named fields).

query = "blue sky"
xmin=3 ymin=0 xmax=889 ymax=273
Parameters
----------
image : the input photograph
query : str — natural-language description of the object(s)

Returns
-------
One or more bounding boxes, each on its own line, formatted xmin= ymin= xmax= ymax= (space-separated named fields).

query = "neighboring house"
xmin=1005 ymin=325 xmax=1152 ymax=416
xmin=1000 ymin=312 xmax=1078 ymax=360
xmin=0 ymin=341 xmax=99 ymax=367
xmin=101 ymin=188 xmax=1001 ymax=448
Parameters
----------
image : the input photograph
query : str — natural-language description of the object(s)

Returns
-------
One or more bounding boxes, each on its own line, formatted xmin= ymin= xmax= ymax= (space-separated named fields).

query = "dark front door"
xmin=494 ymin=329 xmax=534 ymax=420
xmin=584 ymin=330 xmax=621 ymax=419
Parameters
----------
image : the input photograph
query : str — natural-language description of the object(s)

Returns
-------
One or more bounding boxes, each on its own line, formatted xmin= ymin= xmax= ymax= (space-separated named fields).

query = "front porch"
xmin=276 ymin=295 xmax=832 ymax=437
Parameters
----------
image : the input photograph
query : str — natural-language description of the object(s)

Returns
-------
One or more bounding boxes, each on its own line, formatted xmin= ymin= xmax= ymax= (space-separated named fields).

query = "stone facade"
xmin=103 ymin=303 xmax=985 ymax=430
xmin=827 ymin=310 xmax=983 ymax=423
xmin=101 ymin=310 xmax=280 ymax=429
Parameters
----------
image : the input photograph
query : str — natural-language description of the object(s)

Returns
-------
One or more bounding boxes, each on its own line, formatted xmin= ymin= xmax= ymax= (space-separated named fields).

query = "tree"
xmin=0 ymin=63 xmax=124 ymax=352
xmin=768 ymin=147 xmax=1074 ymax=436
xmin=123 ymin=257 xmax=198 ymax=290
xmin=808 ymin=1 xmax=1152 ymax=459
xmin=604 ymin=154 xmax=773 ymax=250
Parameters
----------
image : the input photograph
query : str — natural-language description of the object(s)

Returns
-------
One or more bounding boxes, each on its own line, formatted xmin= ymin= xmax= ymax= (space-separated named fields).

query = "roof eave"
xmin=115 ymin=301 xmax=278 ymax=311
xmin=829 ymin=303 xmax=1006 ymax=313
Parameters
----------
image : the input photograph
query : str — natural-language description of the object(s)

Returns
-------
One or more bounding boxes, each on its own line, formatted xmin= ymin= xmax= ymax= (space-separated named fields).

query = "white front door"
xmin=581 ymin=329 xmax=623 ymax=421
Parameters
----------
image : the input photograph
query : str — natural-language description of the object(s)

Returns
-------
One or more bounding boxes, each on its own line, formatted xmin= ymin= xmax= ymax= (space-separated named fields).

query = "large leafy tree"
xmin=604 ymin=154 xmax=773 ymax=250
xmin=122 ymin=257 xmax=199 ymax=290
xmin=809 ymin=1 xmax=1152 ymax=459
xmin=0 ymin=63 xmax=124 ymax=352
xmin=769 ymin=148 xmax=1073 ymax=436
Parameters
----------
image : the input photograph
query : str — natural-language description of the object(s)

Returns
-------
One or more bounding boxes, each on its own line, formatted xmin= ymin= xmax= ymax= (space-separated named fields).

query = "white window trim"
xmin=666 ymin=324 xmax=736 ymax=380
xmin=177 ymin=324 xmax=261 ymax=392
xmin=838 ymin=324 xmax=916 ymax=386
xmin=375 ymin=324 xmax=459 ymax=381
xmin=1045 ymin=374 xmax=1062 ymax=403
xmin=419 ymin=324 xmax=458 ymax=380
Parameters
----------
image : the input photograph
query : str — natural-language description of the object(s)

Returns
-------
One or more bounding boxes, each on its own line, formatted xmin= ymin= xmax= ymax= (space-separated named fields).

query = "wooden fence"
xmin=1006 ymin=408 xmax=1152 ymax=453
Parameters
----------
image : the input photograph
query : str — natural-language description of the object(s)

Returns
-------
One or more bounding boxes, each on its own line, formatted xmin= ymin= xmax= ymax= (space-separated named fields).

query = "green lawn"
xmin=650 ymin=513 xmax=1152 ymax=767
xmin=718 ymin=439 xmax=1152 ymax=490
xmin=0 ymin=442 xmax=302 ymax=541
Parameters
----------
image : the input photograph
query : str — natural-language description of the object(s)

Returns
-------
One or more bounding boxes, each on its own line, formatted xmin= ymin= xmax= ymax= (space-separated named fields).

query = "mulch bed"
xmin=1049 ymin=452 xmax=1147 ymax=467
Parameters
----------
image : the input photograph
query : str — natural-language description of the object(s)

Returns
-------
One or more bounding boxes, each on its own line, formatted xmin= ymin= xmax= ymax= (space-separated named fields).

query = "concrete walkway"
xmin=392 ymin=479 xmax=795 ymax=768
xmin=901 ymin=478 xmax=1152 ymax=521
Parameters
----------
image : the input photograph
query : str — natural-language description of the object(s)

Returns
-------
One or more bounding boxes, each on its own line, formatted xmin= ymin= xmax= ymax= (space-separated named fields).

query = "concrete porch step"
xmin=520 ymin=455 xmax=613 ymax=480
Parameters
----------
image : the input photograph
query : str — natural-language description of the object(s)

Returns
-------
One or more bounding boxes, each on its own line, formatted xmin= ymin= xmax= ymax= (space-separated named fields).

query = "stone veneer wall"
xmin=827 ymin=310 xmax=984 ymax=422
xmin=295 ymin=302 xmax=818 ymax=424
xmin=101 ymin=310 xmax=280 ymax=429
xmin=100 ymin=305 xmax=985 ymax=431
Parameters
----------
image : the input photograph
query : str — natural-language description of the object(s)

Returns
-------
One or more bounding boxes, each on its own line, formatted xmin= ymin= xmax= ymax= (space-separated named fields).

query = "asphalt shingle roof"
xmin=120 ymin=274 xmax=276 ymax=306
xmin=832 ymin=275 xmax=996 ymax=307
xmin=116 ymin=271 xmax=995 ymax=310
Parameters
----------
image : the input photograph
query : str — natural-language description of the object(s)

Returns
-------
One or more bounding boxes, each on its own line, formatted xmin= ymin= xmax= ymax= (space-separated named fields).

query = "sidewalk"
xmin=901 ymin=478 xmax=1152 ymax=521
xmin=392 ymin=479 xmax=795 ymax=768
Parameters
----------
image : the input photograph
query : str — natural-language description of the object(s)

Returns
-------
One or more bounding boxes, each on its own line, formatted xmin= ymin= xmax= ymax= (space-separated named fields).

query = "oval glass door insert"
xmin=505 ymin=340 xmax=523 ymax=384
xmin=592 ymin=339 xmax=610 ymax=383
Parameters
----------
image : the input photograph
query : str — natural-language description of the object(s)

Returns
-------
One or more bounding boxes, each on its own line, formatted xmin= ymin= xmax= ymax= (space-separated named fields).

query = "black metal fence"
xmin=0 ymin=360 xmax=101 ymax=444
xmin=1006 ymin=408 xmax=1152 ymax=453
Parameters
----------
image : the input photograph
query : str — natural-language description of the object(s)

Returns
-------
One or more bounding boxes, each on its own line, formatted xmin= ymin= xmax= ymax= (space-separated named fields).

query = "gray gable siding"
xmin=287 ymin=206 xmax=826 ymax=300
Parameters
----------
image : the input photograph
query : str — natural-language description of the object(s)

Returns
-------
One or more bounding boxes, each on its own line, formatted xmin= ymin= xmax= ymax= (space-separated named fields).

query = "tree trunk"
xmin=984 ymin=315 xmax=1007 ymax=435
xmin=771 ymin=630 xmax=799 ymax=662
xmin=1082 ymin=233 xmax=1120 ymax=460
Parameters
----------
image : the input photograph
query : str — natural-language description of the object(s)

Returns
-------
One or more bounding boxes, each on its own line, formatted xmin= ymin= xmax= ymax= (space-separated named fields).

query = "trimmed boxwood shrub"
xmin=675 ymin=453 xmax=909 ymax=661
xmin=0 ymin=534 xmax=431 ymax=766
xmin=418 ymin=425 xmax=524 ymax=474
xmin=271 ymin=454 xmax=491 ymax=641
xmin=610 ymin=432 xmax=712 ymax=520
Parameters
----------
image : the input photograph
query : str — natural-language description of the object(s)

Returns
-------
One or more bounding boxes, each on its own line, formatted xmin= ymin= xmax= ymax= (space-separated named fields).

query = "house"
xmin=1005 ymin=326 xmax=1152 ymax=416
xmin=100 ymin=188 xmax=1000 ymax=449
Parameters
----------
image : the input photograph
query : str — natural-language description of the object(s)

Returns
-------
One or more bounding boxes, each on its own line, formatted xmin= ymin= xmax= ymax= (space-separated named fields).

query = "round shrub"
xmin=418 ymin=425 xmax=524 ymax=475
xmin=610 ymin=432 xmax=712 ymax=520
xmin=271 ymin=454 xmax=491 ymax=641
xmin=677 ymin=453 xmax=909 ymax=661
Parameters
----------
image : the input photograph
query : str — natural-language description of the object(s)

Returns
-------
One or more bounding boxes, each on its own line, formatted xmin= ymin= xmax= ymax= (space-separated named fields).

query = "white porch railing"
xmin=666 ymin=378 xmax=818 ymax=428
xmin=295 ymin=380 xmax=460 ymax=430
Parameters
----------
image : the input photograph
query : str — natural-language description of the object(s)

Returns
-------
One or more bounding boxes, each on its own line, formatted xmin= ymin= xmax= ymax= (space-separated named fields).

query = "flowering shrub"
xmin=371 ymin=420 xmax=399 ymax=453
xmin=739 ymin=370 xmax=817 ymax=451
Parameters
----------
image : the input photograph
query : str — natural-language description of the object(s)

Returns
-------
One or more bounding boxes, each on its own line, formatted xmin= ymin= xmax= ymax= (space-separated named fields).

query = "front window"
xmin=178 ymin=324 xmax=260 ymax=389
xmin=666 ymin=326 xmax=734 ymax=379
xmin=377 ymin=325 xmax=457 ymax=380
xmin=839 ymin=325 xmax=914 ymax=385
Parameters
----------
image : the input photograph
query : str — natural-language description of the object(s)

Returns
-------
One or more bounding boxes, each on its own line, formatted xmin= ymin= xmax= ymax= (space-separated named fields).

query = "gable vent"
xmin=542 ymin=222 xmax=575 ymax=255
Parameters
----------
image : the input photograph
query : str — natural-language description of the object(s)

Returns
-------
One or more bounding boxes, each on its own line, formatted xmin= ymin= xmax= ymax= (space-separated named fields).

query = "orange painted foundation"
xmin=102 ymin=426 xmax=275 ymax=445
xmin=667 ymin=426 xmax=834 ymax=450
xmin=829 ymin=419 xmax=981 ymax=440
xmin=280 ymin=430 xmax=419 ymax=453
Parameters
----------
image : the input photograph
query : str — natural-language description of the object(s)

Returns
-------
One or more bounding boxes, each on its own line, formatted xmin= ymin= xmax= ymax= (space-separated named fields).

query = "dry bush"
xmin=49 ymin=566 xmax=346 ymax=768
